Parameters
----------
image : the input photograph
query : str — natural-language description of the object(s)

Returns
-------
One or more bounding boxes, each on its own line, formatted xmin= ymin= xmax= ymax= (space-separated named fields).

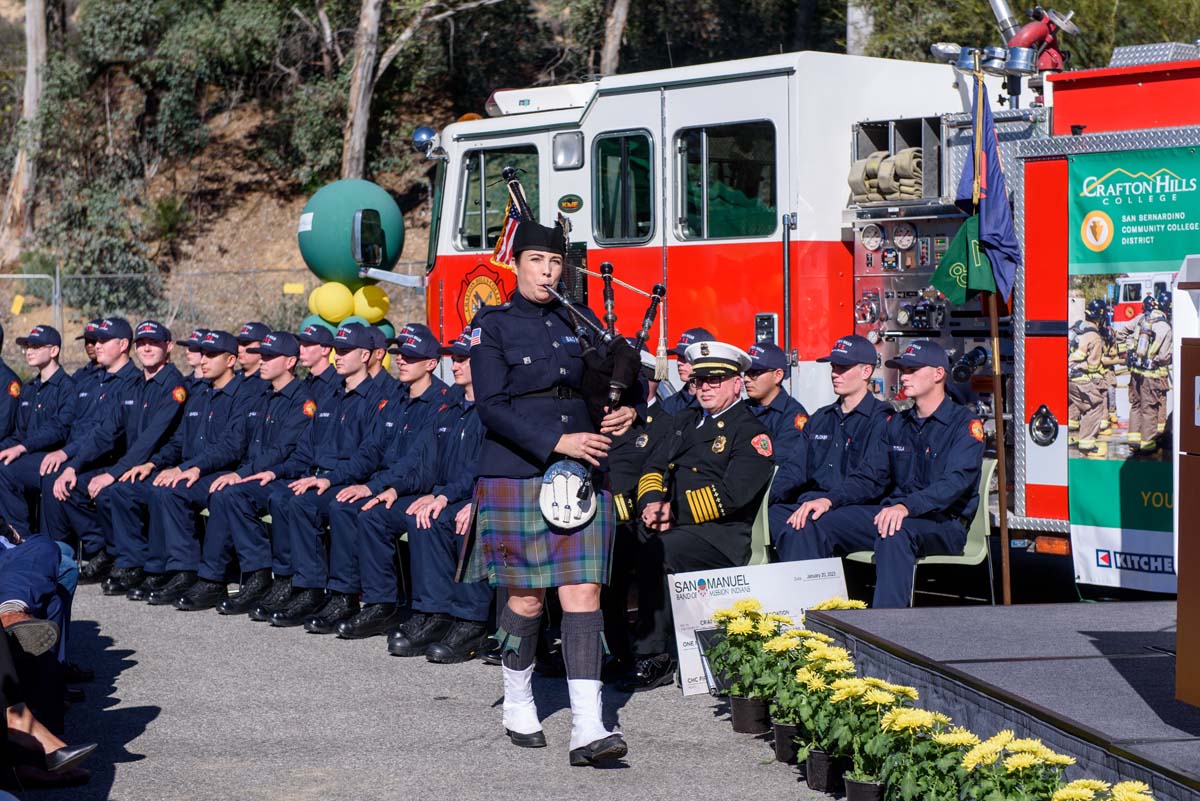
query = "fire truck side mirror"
xmin=352 ymin=209 xmax=385 ymax=268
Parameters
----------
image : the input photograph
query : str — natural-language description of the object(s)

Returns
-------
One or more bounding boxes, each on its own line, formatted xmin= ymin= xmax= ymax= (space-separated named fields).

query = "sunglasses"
xmin=688 ymin=374 xmax=734 ymax=388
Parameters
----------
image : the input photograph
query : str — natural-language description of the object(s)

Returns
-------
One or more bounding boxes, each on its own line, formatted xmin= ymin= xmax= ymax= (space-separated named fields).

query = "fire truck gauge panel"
xmin=860 ymin=224 xmax=884 ymax=251
xmin=892 ymin=222 xmax=917 ymax=250
xmin=854 ymin=290 xmax=881 ymax=325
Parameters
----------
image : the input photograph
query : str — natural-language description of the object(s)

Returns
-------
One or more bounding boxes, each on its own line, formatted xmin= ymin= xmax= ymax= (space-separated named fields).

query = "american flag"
xmin=489 ymin=199 xmax=521 ymax=272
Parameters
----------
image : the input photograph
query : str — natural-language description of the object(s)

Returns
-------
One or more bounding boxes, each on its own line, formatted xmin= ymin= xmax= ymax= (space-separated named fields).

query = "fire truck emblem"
xmin=970 ymin=419 xmax=985 ymax=442
xmin=1080 ymin=210 xmax=1114 ymax=253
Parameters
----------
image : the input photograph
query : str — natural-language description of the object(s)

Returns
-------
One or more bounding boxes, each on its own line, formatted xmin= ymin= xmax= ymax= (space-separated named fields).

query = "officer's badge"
xmin=378 ymin=399 xmax=388 ymax=411
xmin=751 ymin=434 xmax=773 ymax=457
xmin=794 ymin=413 xmax=808 ymax=430
xmin=700 ymin=342 xmax=711 ymax=357
xmin=712 ymin=435 xmax=727 ymax=454
xmin=970 ymin=419 xmax=985 ymax=442
xmin=7 ymin=381 xmax=18 ymax=398
xmin=635 ymin=434 xmax=649 ymax=448
xmin=303 ymin=400 xmax=317 ymax=418
xmin=172 ymin=386 xmax=187 ymax=404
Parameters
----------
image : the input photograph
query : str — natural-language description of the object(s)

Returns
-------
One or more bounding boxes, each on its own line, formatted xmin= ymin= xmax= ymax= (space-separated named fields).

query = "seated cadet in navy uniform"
xmin=106 ymin=331 xmax=262 ymax=607
xmin=172 ymin=332 xmax=315 ymax=612
xmin=252 ymin=323 xmax=384 ymax=628
xmin=769 ymin=335 xmax=892 ymax=561
xmin=175 ymin=328 xmax=210 ymax=394
xmin=336 ymin=327 xmax=490 ymax=656
xmin=0 ymin=324 xmax=23 ymax=444
xmin=625 ymin=341 xmax=776 ymax=691
xmin=299 ymin=322 xmax=453 ymax=635
xmin=70 ymin=319 xmax=103 ymax=403
xmin=235 ymin=321 xmax=271 ymax=386
xmin=48 ymin=321 xmax=186 ymax=586
xmin=365 ymin=325 xmax=402 ymax=401
xmin=787 ymin=340 xmax=984 ymax=608
xmin=0 ymin=326 xmax=76 ymax=539
xmin=743 ymin=341 xmax=808 ymax=503
xmin=659 ymin=327 xmax=713 ymax=417
xmin=462 ymin=220 xmax=637 ymax=766
xmin=601 ymin=342 xmax=673 ymax=674
xmin=297 ymin=323 xmax=341 ymax=409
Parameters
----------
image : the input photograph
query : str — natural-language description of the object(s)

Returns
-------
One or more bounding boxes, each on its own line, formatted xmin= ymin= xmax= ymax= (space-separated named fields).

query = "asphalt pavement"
xmin=28 ymin=587 xmax=826 ymax=801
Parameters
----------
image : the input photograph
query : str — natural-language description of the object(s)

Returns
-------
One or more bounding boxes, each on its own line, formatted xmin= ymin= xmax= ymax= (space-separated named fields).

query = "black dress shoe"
xmin=101 ymin=567 xmax=143 ymax=596
xmin=387 ymin=612 xmax=452 ymax=656
xmin=426 ymin=619 xmax=489 ymax=664
xmin=336 ymin=603 xmax=402 ymax=639
xmin=127 ymin=572 xmax=169 ymax=601
xmin=569 ymin=733 xmax=627 ymax=767
xmin=385 ymin=611 xmax=427 ymax=649
xmin=78 ymin=551 xmax=114 ymax=584
xmin=147 ymin=571 xmax=197 ymax=606
xmin=479 ymin=635 xmax=502 ymax=666
xmin=303 ymin=592 xmax=359 ymax=634
xmin=248 ymin=576 xmax=294 ymax=621
xmin=216 ymin=569 xmax=273 ymax=615
xmin=505 ymin=728 xmax=547 ymax=748
xmin=43 ymin=743 xmax=97 ymax=773
xmin=619 ymin=653 xmax=676 ymax=692
xmin=269 ymin=588 xmax=326 ymax=627
xmin=174 ymin=578 xmax=228 ymax=611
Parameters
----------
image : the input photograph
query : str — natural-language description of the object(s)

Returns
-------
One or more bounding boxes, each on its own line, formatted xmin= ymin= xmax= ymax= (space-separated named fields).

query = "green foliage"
xmin=146 ymin=196 xmax=193 ymax=243
xmin=258 ymin=72 xmax=349 ymax=190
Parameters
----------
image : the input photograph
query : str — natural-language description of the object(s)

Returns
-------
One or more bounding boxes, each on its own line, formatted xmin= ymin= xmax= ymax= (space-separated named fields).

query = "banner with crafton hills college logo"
xmin=1066 ymin=146 xmax=1196 ymax=594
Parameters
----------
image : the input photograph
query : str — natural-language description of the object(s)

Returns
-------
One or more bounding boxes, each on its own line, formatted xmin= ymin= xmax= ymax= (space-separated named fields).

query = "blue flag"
xmin=956 ymin=74 xmax=1022 ymax=302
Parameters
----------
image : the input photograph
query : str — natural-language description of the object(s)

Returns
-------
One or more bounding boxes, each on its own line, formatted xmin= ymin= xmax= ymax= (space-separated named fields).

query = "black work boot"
xmin=269 ymin=588 xmax=325 ymax=627
xmin=248 ymin=576 xmax=294 ymax=621
xmin=336 ymin=603 xmax=403 ymax=639
xmin=174 ymin=579 xmax=228 ymax=611
xmin=101 ymin=567 xmax=144 ymax=597
xmin=147 ymin=571 xmax=197 ymax=606
xmin=303 ymin=592 xmax=360 ymax=634
xmin=127 ymin=572 xmax=169 ymax=601
xmin=79 ymin=551 xmax=114 ymax=584
xmin=425 ymin=619 xmax=489 ymax=664
xmin=216 ymin=569 xmax=273 ymax=616
xmin=387 ymin=612 xmax=452 ymax=656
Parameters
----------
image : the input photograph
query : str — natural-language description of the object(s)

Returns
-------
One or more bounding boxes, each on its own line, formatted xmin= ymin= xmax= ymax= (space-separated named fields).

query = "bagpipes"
xmin=499 ymin=166 xmax=666 ymax=527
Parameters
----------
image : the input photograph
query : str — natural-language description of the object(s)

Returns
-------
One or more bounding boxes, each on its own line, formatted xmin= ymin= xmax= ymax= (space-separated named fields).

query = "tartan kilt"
xmin=460 ymin=476 xmax=614 ymax=588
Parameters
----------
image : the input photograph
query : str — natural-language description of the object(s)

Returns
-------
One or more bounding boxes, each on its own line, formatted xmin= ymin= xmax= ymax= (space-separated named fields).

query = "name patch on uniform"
xmin=813 ymin=433 xmax=830 ymax=441
xmin=711 ymin=435 xmax=727 ymax=454
xmin=172 ymin=386 xmax=187 ymax=404
xmin=303 ymin=400 xmax=317 ymax=418
xmin=794 ymin=413 xmax=808 ymax=430
xmin=751 ymin=434 xmax=773 ymax=457
xmin=970 ymin=419 xmax=985 ymax=442
xmin=7 ymin=381 xmax=18 ymax=398
xmin=561 ymin=335 xmax=579 ymax=344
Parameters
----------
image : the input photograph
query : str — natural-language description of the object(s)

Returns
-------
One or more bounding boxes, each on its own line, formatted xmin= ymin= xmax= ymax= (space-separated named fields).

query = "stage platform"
xmin=807 ymin=602 xmax=1199 ymax=801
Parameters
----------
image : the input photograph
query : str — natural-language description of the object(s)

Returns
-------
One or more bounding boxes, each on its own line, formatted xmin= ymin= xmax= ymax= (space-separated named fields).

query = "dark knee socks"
xmin=497 ymin=605 xmax=541 ymax=671
xmin=561 ymin=610 xmax=606 ymax=681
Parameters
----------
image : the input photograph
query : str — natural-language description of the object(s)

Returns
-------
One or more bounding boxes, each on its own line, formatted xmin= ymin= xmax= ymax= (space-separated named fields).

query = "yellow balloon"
xmin=307 ymin=286 xmax=320 ymax=315
xmin=382 ymin=353 xmax=391 ymax=371
xmin=353 ymin=285 xmax=390 ymax=324
xmin=314 ymin=282 xmax=354 ymax=323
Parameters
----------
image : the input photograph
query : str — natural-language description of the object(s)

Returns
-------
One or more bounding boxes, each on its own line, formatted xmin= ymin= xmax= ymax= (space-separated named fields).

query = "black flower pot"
xmin=805 ymin=748 xmax=847 ymax=794
xmin=770 ymin=721 xmax=798 ymax=763
xmin=845 ymin=777 xmax=884 ymax=801
xmin=728 ymin=695 xmax=770 ymax=734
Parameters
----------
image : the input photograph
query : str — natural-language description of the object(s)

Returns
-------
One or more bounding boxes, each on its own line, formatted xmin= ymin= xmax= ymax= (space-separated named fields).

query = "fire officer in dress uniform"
xmin=625 ymin=341 xmax=776 ymax=691
xmin=340 ymin=327 xmax=489 ymax=658
xmin=175 ymin=328 xmax=210 ymax=394
xmin=0 ymin=324 xmax=21 ymax=443
xmin=462 ymin=220 xmax=635 ymax=766
xmin=743 ymin=341 xmax=808 ymax=503
xmin=769 ymin=335 xmax=892 ymax=561
xmin=49 ymin=321 xmax=185 ymax=585
xmin=297 ymin=323 xmax=341 ymax=409
xmin=1069 ymin=300 xmax=1110 ymax=458
xmin=659 ymin=327 xmax=714 ymax=417
xmin=172 ymin=332 xmax=315 ymax=612
xmin=788 ymin=340 xmax=984 ymax=608
xmin=307 ymin=324 xmax=454 ymax=635
xmin=254 ymin=323 xmax=384 ymax=628
xmin=0 ymin=326 xmax=76 ymax=539
xmin=1121 ymin=291 xmax=1173 ymax=455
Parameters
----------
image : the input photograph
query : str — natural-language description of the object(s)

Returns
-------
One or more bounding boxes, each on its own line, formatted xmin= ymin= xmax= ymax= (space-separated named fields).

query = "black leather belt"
xmin=517 ymin=386 xmax=583 ymax=400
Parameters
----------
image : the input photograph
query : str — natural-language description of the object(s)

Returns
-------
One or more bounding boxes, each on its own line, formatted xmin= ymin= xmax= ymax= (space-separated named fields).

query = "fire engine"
xmin=383 ymin=5 xmax=1200 ymax=596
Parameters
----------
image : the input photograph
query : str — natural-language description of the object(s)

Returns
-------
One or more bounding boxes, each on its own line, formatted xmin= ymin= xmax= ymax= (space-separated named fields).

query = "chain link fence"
xmin=0 ymin=263 xmax=428 ymax=377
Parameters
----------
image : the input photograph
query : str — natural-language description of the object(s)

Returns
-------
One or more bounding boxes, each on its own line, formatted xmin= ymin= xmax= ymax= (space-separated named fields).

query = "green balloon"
xmin=339 ymin=315 xmax=370 ymax=328
xmin=299 ymin=314 xmax=337 ymax=335
xmin=376 ymin=319 xmax=396 ymax=339
xmin=297 ymin=179 xmax=405 ymax=287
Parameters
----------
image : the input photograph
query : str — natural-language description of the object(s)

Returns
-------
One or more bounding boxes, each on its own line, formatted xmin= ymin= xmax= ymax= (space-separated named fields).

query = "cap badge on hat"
xmin=137 ymin=323 xmax=155 ymax=336
xmin=240 ymin=325 xmax=252 ymax=336
xmin=303 ymin=326 xmax=317 ymax=335
xmin=904 ymin=345 xmax=917 ymax=356
xmin=749 ymin=345 xmax=763 ymax=357
xmin=834 ymin=339 xmax=850 ymax=352
xmin=700 ymin=342 xmax=710 ymax=357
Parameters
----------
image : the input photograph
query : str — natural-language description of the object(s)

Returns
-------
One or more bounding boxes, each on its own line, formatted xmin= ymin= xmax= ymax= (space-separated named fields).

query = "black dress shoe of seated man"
xmin=618 ymin=653 xmax=676 ymax=692
xmin=269 ymin=588 xmax=326 ymax=627
xmin=174 ymin=578 xmax=228 ymax=611
xmin=426 ymin=619 xmax=489 ymax=664
xmin=303 ymin=592 xmax=359 ymax=634
xmin=78 ymin=551 xmax=113 ymax=584
xmin=336 ymin=603 xmax=403 ymax=639
xmin=101 ymin=567 xmax=143 ymax=597
xmin=146 ymin=571 xmax=197 ymax=606
xmin=127 ymin=572 xmax=169 ymax=601
xmin=387 ymin=612 xmax=453 ymax=656
xmin=215 ymin=569 xmax=273 ymax=615
xmin=248 ymin=576 xmax=294 ymax=621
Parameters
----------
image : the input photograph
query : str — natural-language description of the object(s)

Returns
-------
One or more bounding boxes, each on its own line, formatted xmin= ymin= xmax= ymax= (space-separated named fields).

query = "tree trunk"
xmin=599 ymin=0 xmax=631 ymax=75
xmin=341 ymin=0 xmax=384 ymax=180
xmin=0 ymin=0 xmax=48 ymax=267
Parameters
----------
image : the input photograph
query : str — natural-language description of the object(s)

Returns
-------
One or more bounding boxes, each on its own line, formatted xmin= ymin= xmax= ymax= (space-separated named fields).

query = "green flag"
xmin=931 ymin=214 xmax=997 ymax=305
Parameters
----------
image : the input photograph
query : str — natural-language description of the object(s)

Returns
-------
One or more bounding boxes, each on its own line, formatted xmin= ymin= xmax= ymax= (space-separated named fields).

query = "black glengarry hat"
xmin=513 ymin=221 xmax=566 ymax=258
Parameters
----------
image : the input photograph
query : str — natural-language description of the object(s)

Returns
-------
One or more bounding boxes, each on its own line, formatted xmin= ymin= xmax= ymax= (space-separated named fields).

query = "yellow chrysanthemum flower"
xmin=1042 ymin=752 xmax=1077 ymax=767
xmin=1063 ymin=780 xmax=1111 ymax=792
xmin=931 ymin=711 xmax=952 ymax=725
xmin=1051 ymin=787 xmax=1098 ymax=801
xmin=796 ymin=630 xmax=834 ymax=643
xmin=809 ymin=596 xmax=869 ymax=611
xmin=863 ymin=689 xmax=896 ymax=706
xmin=1110 ymin=782 xmax=1153 ymax=801
xmin=819 ymin=659 xmax=857 ymax=674
xmin=933 ymin=727 xmax=980 ymax=747
xmin=984 ymin=730 xmax=1015 ymax=749
xmin=880 ymin=708 xmax=902 ymax=729
xmin=806 ymin=644 xmax=852 ymax=661
xmin=881 ymin=708 xmax=937 ymax=731
xmin=1111 ymin=782 xmax=1150 ymax=795
xmin=1003 ymin=752 xmax=1043 ymax=773
xmin=733 ymin=598 xmax=764 ymax=614
xmin=962 ymin=742 xmax=1002 ymax=772
xmin=766 ymin=613 xmax=793 ymax=625
xmin=711 ymin=608 xmax=737 ymax=622
xmin=1009 ymin=738 xmax=1045 ymax=753
xmin=891 ymin=685 xmax=920 ymax=701
xmin=830 ymin=677 xmax=868 ymax=690
xmin=757 ymin=619 xmax=780 ymax=637
xmin=764 ymin=635 xmax=801 ymax=653
xmin=726 ymin=617 xmax=754 ymax=636
xmin=795 ymin=667 xmax=815 ymax=683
